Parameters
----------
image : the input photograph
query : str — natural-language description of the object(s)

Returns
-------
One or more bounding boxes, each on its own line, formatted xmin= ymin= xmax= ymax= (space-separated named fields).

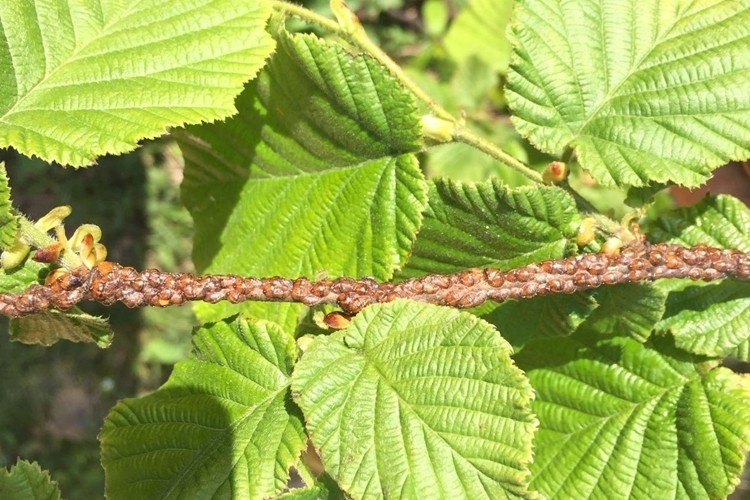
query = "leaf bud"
xmin=576 ymin=217 xmax=597 ymax=246
xmin=601 ymin=237 xmax=623 ymax=257
xmin=323 ymin=311 xmax=353 ymax=329
xmin=1 ymin=239 xmax=31 ymax=270
xmin=421 ymin=114 xmax=455 ymax=143
xmin=542 ymin=161 xmax=568 ymax=183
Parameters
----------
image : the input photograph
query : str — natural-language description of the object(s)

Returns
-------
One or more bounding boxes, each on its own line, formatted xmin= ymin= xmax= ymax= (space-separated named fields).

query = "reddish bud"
xmin=323 ymin=311 xmax=353 ymax=329
xmin=33 ymin=242 xmax=65 ymax=263
xmin=543 ymin=161 xmax=568 ymax=183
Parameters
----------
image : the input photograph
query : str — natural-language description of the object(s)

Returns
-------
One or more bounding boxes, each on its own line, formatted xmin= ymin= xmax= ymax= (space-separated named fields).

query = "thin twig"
xmin=1 ymin=243 xmax=747 ymax=318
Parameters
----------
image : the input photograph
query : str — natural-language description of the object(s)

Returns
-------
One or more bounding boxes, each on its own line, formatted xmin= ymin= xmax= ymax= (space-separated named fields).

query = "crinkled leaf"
xmin=0 ymin=163 xmax=18 ymax=249
xmin=657 ymin=280 xmax=750 ymax=359
xmin=9 ymin=307 xmax=112 ymax=347
xmin=507 ymin=0 xmax=750 ymax=187
xmin=0 ymin=1 xmax=275 ymax=167
xmin=584 ymin=283 xmax=668 ymax=342
xmin=292 ymin=301 xmax=538 ymax=499
xmin=649 ymin=195 xmax=750 ymax=358
xmin=515 ymin=329 xmax=750 ymax=499
xmin=444 ymin=0 xmax=515 ymax=73
xmin=0 ymin=460 xmax=61 ymax=500
xmin=0 ymin=258 xmax=47 ymax=293
xmin=176 ymin=28 xmax=426 ymax=329
xmin=649 ymin=195 xmax=750 ymax=251
xmin=482 ymin=292 xmax=596 ymax=348
xmin=100 ymin=317 xmax=306 ymax=499
xmin=400 ymin=178 xmax=579 ymax=276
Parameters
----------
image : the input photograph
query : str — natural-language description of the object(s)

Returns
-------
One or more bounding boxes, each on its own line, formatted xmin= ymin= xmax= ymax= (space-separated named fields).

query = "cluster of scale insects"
xmin=0 ymin=242 xmax=748 ymax=319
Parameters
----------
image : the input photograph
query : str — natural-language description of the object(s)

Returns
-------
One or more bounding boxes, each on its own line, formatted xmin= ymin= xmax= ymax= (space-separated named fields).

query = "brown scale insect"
xmin=0 ymin=243 xmax=749 ymax=318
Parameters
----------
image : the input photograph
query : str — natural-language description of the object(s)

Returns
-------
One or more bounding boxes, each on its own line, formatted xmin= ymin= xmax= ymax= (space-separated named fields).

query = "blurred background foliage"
xmin=1 ymin=0 xmax=747 ymax=498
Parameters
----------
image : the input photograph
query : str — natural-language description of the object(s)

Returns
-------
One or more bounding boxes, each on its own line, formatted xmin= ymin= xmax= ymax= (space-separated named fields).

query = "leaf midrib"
xmin=361 ymin=330 xmax=520 ymax=493
xmin=161 ymin=386 xmax=289 ymax=499
xmin=575 ymin=9 xmax=683 ymax=137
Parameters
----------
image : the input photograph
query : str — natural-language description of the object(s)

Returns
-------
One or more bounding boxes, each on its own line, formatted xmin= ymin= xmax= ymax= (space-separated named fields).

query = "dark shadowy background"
xmin=0 ymin=143 xmax=195 ymax=496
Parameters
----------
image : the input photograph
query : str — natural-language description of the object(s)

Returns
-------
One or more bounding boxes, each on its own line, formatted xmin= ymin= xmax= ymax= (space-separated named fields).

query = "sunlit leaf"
xmin=516 ymin=329 xmax=750 ymax=499
xmin=293 ymin=301 xmax=538 ymax=499
xmin=649 ymin=195 xmax=750 ymax=358
xmin=507 ymin=0 xmax=750 ymax=187
xmin=0 ymin=1 xmax=275 ymax=166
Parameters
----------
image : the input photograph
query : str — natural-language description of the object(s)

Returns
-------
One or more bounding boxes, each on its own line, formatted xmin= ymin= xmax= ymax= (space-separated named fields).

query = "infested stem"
xmin=1 ymin=243 xmax=748 ymax=319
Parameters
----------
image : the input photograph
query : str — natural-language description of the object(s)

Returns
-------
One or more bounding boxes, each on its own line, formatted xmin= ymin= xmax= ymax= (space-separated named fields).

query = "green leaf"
xmin=649 ymin=195 xmax=750 ymax=358
xmin=444 ymin=0 xmax=515 ymax=73
xmin=0 ymin=460 xmax=61 ymax=500
xmin=507 ymin=0 xmax=750 ymax=187
xmin=515 ymin=330 xmax=750 ymax=499
xmin=100 ymin=316 xmax=306 ymax=499
xmin=648 ymin=195 xmax=750 ymax=251
xmin=0 ymin=1 xmax=275 ymax=167
xmin=584 ymin=283 xmax=668 ymax=342
xmin=9 ymin=308 xmax=113 ymax=347
xmin=176 ymin=28 xmax=426 ymax=329
xmin=482 ymin=292 xmax=597 ymax=348
xmin=292 ymin=301 xmax=538 ymax=499
xmin=657 ymin=280 xmax=750 ymax=359
xmin=400 ymin=178 xmax=579 ymax=277
xmin=0 ymin=258 xmax=47 ymax=293
xmin=0 ymin=163 xmax=18 ymax=249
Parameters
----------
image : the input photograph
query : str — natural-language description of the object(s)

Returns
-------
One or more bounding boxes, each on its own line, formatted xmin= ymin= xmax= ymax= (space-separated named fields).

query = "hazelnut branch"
xmin=1 ymin=243 xmax=748 ymax=319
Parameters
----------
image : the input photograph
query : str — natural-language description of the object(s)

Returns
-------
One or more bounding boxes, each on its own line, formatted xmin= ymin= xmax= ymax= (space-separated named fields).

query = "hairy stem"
xmin=1 ymin=243 xmax=747 ymax=318
xmin=453 ymin=126 xmax=544 ymax=183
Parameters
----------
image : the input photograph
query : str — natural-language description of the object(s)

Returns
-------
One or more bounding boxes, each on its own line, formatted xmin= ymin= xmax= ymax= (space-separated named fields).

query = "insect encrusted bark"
xmin=0 ymin=243 xmax=748 ymax=318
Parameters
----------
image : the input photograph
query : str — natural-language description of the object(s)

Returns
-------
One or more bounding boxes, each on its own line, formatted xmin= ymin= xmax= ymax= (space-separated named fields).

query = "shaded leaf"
xmin=400 ymin=178 xmax=579 ymax=276
xmin=0 ymin=1 xmax=275 ymax=166
xmin=101 ymin=316 xmax=306 ymax=499
xmin=176 ymin=27 xmax=426 ymax=329
xmin=657 ymin=280 xmax=750 ymax=359
xmin=10 ymin=308 xmax=112 ymax=347
xmin=482 ymin=292 xmax=596 ymax=348
xmin=0 ymin=460 xmax=61 ymax=500
xmin=507 ymin=0 xmax=750 ymax=187
xmin=292 ymin=300 xmax=538 ymax=499
xmin=584 ymin=283 xmax=668 ymax=342
xmin=515 ymin=330 xmax=750 ymax=499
